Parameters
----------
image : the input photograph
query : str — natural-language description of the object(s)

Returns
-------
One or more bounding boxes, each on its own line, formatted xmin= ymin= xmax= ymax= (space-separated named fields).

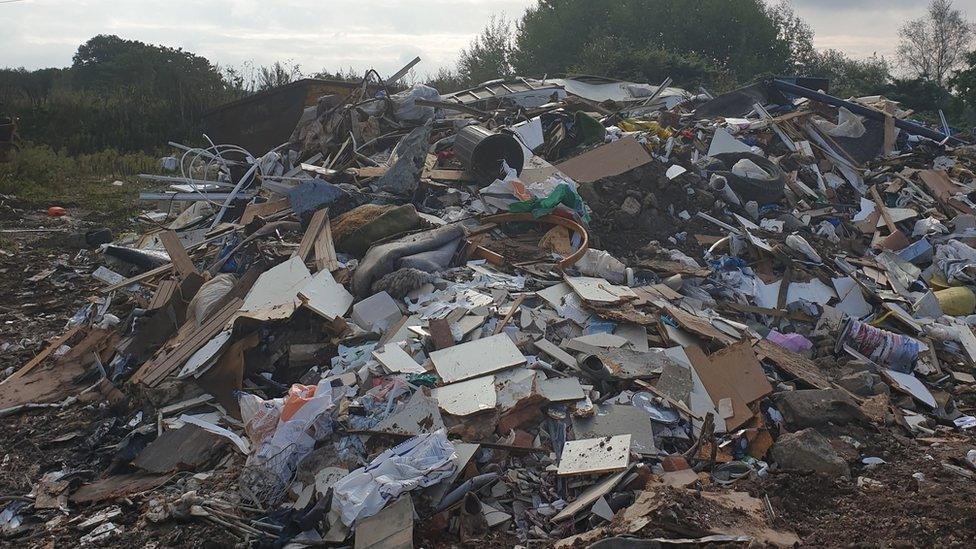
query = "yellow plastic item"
xmin=935 ymin=287 xmax=976 ymax=316
xmin=618 ymin=119 xmax=672 ymax=140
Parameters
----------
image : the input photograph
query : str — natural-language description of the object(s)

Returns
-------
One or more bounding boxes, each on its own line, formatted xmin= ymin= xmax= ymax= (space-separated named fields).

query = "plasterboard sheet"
xmin=240 ymin=256 xmax=311 ymax=320
xmin=572 ymin=404 xmax=656 ymax=454
xmin=884 ymin=368 xmax=937 ymax=408
xmin=615 ymin=324 xmax=649 ymax=351
xmin=299 ymin=269 xmax=354 ymax=321
xmin=708 ymin=127 xmax=753 ymax=156
xmin=534 ymin=338 xmax=579 ymax=370
xmin=664 ymin=346 xmax=727 ymax=434
xmin=571 ymin=333 xmax=629 ymax=348
xmin=429 ymin=333 xmax=525 ymax=383
xmin=756 ymin=278 xmax=836 ymax=308
xmin=557 ymin=435 xmax=631 ymax=476
xmin=565 ymin=276 xmax=638 ymax=304
xmin=537 ymin=282 xmax=573 ymax=308
xmin=832 ymin=277 xmax=871 ymax=318
xmin=374 ymin=389 xmax=444 ymax=435
xmin=494 ymin=368 xmax=538 ymax=409
xmin=431 ymin=375 xmax=497 ymax=416
xmin=538 ymin=376 xmax=585 ymax=402
xmin=372 ymin=343 xmax=426 ymax=374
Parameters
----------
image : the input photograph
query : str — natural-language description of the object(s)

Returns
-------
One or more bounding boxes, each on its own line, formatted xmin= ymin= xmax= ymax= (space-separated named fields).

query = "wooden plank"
xmin=148 ymin=279 xmax=178 ymax=310
xmin=70 ymin=473 xmax=172 ymax=504
xmin=101 ymin=263 xmax=172 ymax=293
xmin=754 ymin=339 xmax=831 ymax=390
xmin=883 ymin=113 xmax=896 ymax=156
xmin=159 ymin=230 xmax=197 ymax=279
xmin=428 ymin=318 xmax=455 ymax=350
xmin=101 ymin=231 xmax=236 ymax=294
xmin=353 ymin=165 xmax=473 ymax=182
xmin=313 ymin=212 xmax=339 ymax=272
xmin=131 ymin=298 xmax=243 ymax=387
xmin=240 ymin=198 xmax=289 ymax=225
xmin=2 ymin=324 xmax=82 ymax=385
xmin=294 ymin=208 xmax=329 ymax=262
xmin=494 ymin=295 xmax=526 ymax=335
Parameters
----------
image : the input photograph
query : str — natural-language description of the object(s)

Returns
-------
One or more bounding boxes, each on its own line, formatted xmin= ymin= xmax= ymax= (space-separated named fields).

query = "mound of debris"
xmin=4 ymin=67 xmax=976 ymax=547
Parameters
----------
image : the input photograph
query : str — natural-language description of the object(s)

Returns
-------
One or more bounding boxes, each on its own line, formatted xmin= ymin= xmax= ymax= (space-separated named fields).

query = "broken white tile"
xmin=615 ymin=324 xmax=649 ymax=351
xmin=756 ymin=278 xmax=836 ymax=308
xmin=708 ymin=126 xmax=753 ymax=156
xmin=177 ymin=329 xmax=232 ymax=379
xmin=884 ymin=369 xmax=937 ymax=408
xmin=832 ymin=277 xmax=871 ymax=318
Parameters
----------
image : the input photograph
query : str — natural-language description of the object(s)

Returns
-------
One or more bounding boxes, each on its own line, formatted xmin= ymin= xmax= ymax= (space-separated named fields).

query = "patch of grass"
xmin=0 ymin=144 xmax=159 ymax=225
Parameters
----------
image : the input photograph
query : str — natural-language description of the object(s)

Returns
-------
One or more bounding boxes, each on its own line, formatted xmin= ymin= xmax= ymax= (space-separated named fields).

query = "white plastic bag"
xmin=575 ymin=249 xmax=627 ymax=284
xmin=187 ymin=274 xmax=236 ymax=326
xmin=332 ymin=430 xmax=457 ymax=526
xmin=239 ymin=393 xmax=283 ymax=445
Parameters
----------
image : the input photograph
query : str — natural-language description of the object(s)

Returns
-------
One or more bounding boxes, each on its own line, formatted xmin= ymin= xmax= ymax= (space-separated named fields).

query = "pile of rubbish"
xmin=6 ymin=64 xmax=976 ymax=547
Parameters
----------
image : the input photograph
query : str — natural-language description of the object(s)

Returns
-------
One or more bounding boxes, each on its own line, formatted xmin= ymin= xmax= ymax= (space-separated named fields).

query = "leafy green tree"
xmin=897 ymin=0 xmax=974 ymax=89
xmin=803 ymin=50 xmax=892 ymax=97
xmin=511 ymin=0 xmax=798 ymax=83
xmin=573 ymin=37 xmax=732 ymax=90
xmin=457 ymin=16 xmax=515 ymax=86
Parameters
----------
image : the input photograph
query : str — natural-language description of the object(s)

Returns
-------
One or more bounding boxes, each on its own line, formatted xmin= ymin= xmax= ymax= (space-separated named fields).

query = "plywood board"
xmin=429 ymin=333 xmax=525 ymax=383
xmin=754 ymin=339 xmax=831 ymax=390
xmin=686 ymin=343 xmax=762 ymax=431
xmin=557 ymin=435 xmax=631 ymax=476
xmin=707 ymin=342 xmax=773 ymax=404
xmin=159 ymin=230 xmax=197 ymax=278
xmin=555 ymin=137 xmax=652 ymax=184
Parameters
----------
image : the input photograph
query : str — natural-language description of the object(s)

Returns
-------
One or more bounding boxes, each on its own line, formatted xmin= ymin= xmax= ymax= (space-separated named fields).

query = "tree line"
xmin=2 ymin=0 xmax=975 ymax=156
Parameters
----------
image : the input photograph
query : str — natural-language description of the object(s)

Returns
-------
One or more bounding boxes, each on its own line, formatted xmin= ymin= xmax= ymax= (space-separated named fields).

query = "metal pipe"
xmin=769 ymin=79 xmax=967 ymax=146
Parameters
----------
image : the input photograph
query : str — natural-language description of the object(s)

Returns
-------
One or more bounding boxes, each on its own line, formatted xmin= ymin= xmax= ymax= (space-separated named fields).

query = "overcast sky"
xmin=2 ymin=0 xmax=976 ymax=78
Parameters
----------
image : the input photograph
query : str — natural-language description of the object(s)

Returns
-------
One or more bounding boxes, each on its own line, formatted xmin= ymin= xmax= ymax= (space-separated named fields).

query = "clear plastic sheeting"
xmin=390 ymin=84 xmax=441 ymax=123
xmin=332 ymin=430 xmax=458 ymax=526
xmin=812 ymin=107 xmax=867 ymax=139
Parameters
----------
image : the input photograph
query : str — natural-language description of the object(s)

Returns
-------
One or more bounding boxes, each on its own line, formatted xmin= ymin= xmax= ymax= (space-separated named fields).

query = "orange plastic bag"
xmin=280 ymin=384 xmax=317 ymax=422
